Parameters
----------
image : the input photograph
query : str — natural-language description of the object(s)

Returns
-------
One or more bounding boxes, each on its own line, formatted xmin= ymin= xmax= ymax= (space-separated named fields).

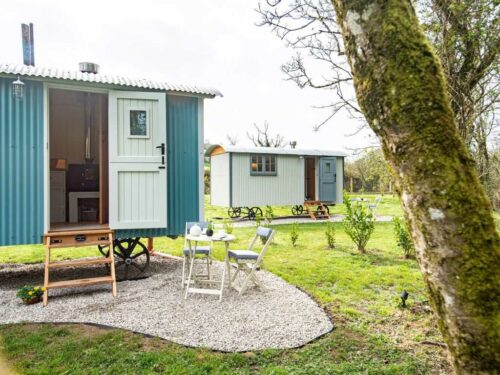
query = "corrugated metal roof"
xmin=0 ymin=63 xmax=222 ymax=98
xmin=206 ymin=144 xmax=348 ymax=157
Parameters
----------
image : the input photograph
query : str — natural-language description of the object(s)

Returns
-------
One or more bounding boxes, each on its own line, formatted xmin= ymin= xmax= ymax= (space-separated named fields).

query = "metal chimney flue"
xmin=79 ymin=62 xmax=99 ymax=74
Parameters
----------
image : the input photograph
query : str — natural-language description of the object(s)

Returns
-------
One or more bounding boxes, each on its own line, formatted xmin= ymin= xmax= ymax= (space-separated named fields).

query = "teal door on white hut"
xmin=108 ymin=91 xmax=167 ymax=229
xmin=319 ymin=157 xmax=336 ymax=202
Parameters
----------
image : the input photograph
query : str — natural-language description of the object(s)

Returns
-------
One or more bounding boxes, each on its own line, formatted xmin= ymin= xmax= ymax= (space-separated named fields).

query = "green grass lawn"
xmin=0 ymin=214 xmax=453 ymax=374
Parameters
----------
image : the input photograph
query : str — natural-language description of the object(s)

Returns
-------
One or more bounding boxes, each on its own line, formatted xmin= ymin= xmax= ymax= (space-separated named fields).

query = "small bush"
xmin=255 ymin=212 xmax=262 ymax=227
xmin=223 ymin=219 xmax=234 ymax=234
xmin=393 ymin=217 xmax=415 ymax=258
xmin=325 ymin=221 xmax=336 ymax=249
xmin=343 ymin=193 xmax=375 ymax=253
xmin=290 ymin=222 xmax=299 ymax=247
xmin=264 ymin=205 xmax=274 ymax=225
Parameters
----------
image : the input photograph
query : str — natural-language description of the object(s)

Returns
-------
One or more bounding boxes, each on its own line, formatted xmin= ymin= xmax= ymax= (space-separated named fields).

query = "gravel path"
xmin=0 ymin=257 xmax=333 ymax=352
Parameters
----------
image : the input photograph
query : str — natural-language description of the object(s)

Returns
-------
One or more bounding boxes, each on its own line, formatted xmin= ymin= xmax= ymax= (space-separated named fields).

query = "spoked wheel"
xmin=291 ymin=205 xmax=304 ymax=215
xmin=316 ymin=205 xmax=330 ymax=216
xmin=248 ymin=206 xmax=263 ymax=220
xmin=228 ymin=207 xmax=242 ymax=218
xmin=98 ymin=238 xmax=150 ymax=281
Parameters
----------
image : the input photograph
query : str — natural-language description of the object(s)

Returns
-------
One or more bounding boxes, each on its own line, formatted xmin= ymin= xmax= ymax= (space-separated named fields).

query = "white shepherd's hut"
xmin=206 ymin=145 xmax=347 ymax=219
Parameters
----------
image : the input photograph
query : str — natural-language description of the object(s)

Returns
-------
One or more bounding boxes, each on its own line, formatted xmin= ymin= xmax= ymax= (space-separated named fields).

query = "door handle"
xmin=156 ymin=143 xmax=165 ymax=166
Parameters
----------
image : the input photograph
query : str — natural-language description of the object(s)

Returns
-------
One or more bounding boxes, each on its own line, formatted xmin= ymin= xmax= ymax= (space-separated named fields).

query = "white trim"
xmin=43 ymin=83 xmax=109 ymax=233
xmin=198 ymin=98 xmax=205 ymax=221
xmin=315 ymin=157 xmax=319 ymax=201
xmin=43 ymin=83 xmax=50 ymax=233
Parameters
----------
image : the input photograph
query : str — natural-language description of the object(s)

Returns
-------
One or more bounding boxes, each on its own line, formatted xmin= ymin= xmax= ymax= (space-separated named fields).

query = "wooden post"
xmin=350 ymin=177 xmax=353 ymax=192
xmin=43 ymin=236 xmax=50 ymax=306
xmin=147 ymin=237 xmax=154 ymax=254
xmin=109 ymin=232 xmax=117 ymax=297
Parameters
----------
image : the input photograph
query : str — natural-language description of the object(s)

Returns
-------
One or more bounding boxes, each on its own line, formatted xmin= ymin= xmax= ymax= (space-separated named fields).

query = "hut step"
xmin=48 ymin=257 xmax=112 ymax=269
xmin=47 ymin=276 xmax=114 ymax=289
xmin=304 ymin=201 xmax=330 ymax=220
xmin=42 ymin=230 xmax=117 ymax=306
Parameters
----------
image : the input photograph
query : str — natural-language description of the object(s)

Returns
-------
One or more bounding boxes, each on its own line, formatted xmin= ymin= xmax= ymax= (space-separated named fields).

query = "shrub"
xmin=255 ymin=212 xmax=263 ymax=227
xmin=264 ymin=205 xmax=274 ymax=225
xmin=343 ymin=193 xmax=375 ymax=253
xmin=290 ymin=222 xmax=299 ymax=247
xmin=223 ymin=219 xmax=234 ymax=234
xmin=393 ymin=217 xmax=415 ymax=259
xmin=325 ymin=221 xmax=336 ymax=249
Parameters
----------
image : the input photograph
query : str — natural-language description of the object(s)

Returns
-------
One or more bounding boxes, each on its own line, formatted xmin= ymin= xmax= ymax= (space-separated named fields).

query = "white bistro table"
xmin=184 ymin=233 xmax=236 ymax=301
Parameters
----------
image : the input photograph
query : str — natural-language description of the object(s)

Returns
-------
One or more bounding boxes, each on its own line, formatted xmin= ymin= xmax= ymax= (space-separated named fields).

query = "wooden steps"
xmin=304 ymin=201 xmax=329 ymax=220
xmin=47 ymin=276 xmax=114 ymax=290
xmin=43 ymin=229 xmax=117 ymax=306
xmin=48 ymin=258 xmax=112 ymax=269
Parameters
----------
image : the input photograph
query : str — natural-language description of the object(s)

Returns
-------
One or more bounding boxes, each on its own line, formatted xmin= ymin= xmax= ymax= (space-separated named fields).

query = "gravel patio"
xmin=0 ymin=256 xmax=333 ymax=352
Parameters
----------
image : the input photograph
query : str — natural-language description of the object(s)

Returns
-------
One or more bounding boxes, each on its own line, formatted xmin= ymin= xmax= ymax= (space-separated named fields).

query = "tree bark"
xmin=330 ymin=0 xmax=500 ymax=373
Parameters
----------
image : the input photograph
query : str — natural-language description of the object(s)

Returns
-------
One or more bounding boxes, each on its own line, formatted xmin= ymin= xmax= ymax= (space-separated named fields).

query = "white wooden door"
xmin=108 ymin=91 xmax=167 ymax=229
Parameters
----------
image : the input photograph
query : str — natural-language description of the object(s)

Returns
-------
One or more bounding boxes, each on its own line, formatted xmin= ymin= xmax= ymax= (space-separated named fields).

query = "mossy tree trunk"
xmin=330 ymin=0 xmax=500 ymax=373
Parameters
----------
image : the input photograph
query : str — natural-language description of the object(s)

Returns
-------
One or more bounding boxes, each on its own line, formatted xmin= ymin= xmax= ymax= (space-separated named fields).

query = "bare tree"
xmin=332 ymin=0 xmax=500 ymax=373
xmin=257 ymin=0 xmax=365 ymax=132
xmin=247 ymin=121 xmax=286 ymax=147
xmin=226 ymin=134 xmax=239 ymax=145
xmin=259 ymin=0 xmax=500 ymax=207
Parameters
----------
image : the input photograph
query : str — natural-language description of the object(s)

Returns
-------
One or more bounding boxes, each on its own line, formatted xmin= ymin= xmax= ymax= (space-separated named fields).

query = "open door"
xmin=108 ymin=91 xmax=167 ymax=229
xmin=319 ymin=157 xmax=336 ymax=202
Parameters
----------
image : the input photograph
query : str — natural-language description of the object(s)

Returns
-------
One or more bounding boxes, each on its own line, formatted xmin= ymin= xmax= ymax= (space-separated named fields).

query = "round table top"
xmin=186 ymin=233 xmax=236 ymax=242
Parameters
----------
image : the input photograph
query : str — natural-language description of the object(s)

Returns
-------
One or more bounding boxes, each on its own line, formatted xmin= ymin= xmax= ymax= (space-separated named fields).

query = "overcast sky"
xmin=0 ymin=0 xmax=376 ymax=154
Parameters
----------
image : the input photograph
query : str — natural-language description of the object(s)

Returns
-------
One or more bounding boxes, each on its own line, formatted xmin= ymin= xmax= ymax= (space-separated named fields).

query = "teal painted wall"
xmin=0 ymin=78 xmax=44 ymax=245
xmin=115 ymin=95 xmax=200 ymax=238
xmin=0 ymin=80 xmax=201 ymax=245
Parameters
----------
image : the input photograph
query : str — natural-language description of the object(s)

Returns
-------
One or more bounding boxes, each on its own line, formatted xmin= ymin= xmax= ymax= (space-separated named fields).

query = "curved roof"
xmin=205 ymin=144 xmax=348 ymax=157
xmin=0 ymin=63 xmax=222 ymax=98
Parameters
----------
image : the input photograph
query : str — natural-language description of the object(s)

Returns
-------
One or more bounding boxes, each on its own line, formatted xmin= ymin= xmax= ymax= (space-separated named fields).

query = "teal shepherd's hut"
xmin=0 ymin=63 xmax=221 ymax=304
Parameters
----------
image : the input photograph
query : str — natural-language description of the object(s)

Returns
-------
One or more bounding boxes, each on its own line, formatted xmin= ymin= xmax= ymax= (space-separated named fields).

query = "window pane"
xmin=270 ymin=156 xmax=276 ymax=172
xmin=251 ymin=156 xmax=258 ymax=171
xmin=265 ymin=157 xmax=271 ymax=172
xmin=130 ymin=110 xmax=147 ymax=136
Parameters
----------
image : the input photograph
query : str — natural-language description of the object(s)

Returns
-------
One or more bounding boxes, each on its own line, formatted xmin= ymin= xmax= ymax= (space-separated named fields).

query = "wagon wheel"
xmin=248 ymin=206 xmax=263 ymax=220
xmin=316 ymin=205 xmax=330 ymax=216
xmin=291 ymin=205 xmax=304 ymax=215
xmin=98 ymin=238 xmax=150 ymax=281
xmin=228 ymin=207 xmax=241 ymax=218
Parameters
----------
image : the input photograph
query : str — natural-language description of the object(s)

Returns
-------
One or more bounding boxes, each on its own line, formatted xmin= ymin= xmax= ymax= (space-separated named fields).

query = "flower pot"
xmin=206 ymin=229 xmax=214 ymax=237
xmin=22 ymin=296 xmax=41 ymax=305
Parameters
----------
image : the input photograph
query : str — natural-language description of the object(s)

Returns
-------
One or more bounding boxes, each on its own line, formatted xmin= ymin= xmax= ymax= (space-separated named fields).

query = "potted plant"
xmin=17 ymin=285 xmax=45 ymax=305
xmin=206 ymin=221 xmax=214 ymax=237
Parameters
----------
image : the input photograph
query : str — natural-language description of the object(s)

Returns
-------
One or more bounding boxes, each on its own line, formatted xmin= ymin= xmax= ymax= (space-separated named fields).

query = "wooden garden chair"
xmin=227 ymin=226 xmax=275 ymax=295
xmin=181 ymin=221 xmax=212 ymax=288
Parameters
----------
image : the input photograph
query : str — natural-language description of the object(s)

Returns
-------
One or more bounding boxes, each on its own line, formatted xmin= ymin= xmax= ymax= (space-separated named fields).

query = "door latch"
xmin=156 ymin=143 xmax=165 ymax=167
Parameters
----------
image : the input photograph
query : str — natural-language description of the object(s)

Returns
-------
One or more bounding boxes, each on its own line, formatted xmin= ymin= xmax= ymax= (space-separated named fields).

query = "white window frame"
xmin=250 ymin=154 xmax=277 ymax=176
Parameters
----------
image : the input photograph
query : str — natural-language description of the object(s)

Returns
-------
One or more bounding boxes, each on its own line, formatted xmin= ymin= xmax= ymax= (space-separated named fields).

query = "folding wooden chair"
xmin=227 ymin=226 xmax=275 ymax=295
xmin=368 ymin=196 xmax=382 ymax=215
xmin=181 ymin=221 xmax=212 ymax=288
